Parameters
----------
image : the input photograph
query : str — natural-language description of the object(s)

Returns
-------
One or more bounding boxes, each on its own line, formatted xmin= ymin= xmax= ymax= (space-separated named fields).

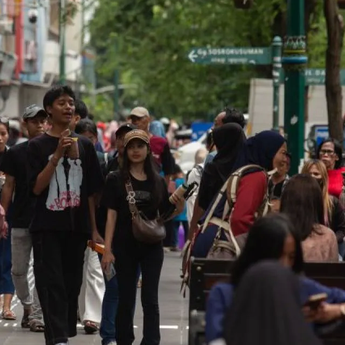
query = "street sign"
xmin=279 ymin=69 xmax=345 ymax=86
xmin=188 ymin=47 xmax=272 ymax=65
xmin=305 ymin=68 xmax=345 ymax=85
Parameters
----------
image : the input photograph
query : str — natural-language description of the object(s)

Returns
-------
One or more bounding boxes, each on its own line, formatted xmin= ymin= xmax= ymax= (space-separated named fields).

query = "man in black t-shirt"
xmin=27 ymin=85 xmax=104 ymax=345
xmin=1 ymin=105 xmax=47 ymax=331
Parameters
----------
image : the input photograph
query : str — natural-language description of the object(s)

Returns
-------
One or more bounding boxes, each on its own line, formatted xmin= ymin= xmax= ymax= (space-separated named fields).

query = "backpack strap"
xmin=201 ymin=174 xmax=232 ymax=233
xmin=227 ymin=164 xmax=265 ymax=205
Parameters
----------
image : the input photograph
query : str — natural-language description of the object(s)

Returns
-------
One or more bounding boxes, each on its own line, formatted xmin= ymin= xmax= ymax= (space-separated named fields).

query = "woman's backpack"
xmin=180 ymin=164 xmax=272 ymax=296
xmin=205 ymin=164 xmax=271 ymax=259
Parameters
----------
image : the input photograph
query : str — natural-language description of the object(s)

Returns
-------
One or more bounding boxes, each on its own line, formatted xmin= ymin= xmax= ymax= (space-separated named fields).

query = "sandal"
xmin=84 ymin=320 xmax=98 ymax=334
xmin=29 ymin=320 xmax=45 ymax=332
xmin=2 ymin=309 xmax=16 ymax=320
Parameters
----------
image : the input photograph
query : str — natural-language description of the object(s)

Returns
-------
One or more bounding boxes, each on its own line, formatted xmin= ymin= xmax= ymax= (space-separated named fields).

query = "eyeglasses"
xmin=320 ymin=149 xmax=335 ymax=156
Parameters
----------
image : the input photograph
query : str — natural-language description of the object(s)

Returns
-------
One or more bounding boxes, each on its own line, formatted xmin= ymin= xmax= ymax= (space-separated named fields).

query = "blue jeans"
xmin=100 ymin=274 xmax=119 ymax=345
xmin=99 ymin=257 xmax=140 ymax=345
xmin=0 ymin=229 xmax=15 ymax=295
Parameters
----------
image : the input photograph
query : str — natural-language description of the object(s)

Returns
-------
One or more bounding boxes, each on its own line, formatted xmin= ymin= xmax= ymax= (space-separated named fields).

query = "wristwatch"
xmin=340 ymin=304 xmax=345 ymax=317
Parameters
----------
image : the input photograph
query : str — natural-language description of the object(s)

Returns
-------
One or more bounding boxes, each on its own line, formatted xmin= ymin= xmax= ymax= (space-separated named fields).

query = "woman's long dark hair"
xmin=121 ymin=143 xmax=163 ymax=208
xmin=280 ymin=174 xmax=324 ymax=240
xmin=231 ymin=213 xmax=304 ymax=288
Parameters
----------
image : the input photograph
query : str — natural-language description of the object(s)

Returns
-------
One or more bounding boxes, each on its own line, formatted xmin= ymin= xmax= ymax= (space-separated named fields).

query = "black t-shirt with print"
xmin=101 ymin=171 xmax=171 ymax=246
xmin=27 ymin=133 xmax=104 ymax=233
xmin=1 ymin=141 xmax=34 ymax=228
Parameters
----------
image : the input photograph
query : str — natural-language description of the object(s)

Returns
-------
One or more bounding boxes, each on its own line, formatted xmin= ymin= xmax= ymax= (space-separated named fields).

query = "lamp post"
xmin=272 ymin=36 xmax=282 ymax=132
xmin=59 ymin=0 xmax=66 ymax=84
xmin=282 ymin=0 xmax=307 ymax=174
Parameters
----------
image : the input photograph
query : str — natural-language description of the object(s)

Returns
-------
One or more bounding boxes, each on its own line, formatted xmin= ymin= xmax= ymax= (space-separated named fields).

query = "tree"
xmin=88 ymin=0 xmax=327 ymax=120
xmin=324 ymin=1 xmax=344 ymax=142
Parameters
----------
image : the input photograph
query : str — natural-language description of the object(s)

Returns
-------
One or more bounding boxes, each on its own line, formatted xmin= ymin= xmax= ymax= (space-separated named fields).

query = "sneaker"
xmin=106 ymin=342 xmax=117 ymax=345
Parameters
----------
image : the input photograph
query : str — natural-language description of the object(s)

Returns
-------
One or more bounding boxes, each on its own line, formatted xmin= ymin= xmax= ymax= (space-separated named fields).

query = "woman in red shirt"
xmin=192 ymin=130 xmax=287 ymax=257
xmin=317 ymin=138 xmax=345 ymax=198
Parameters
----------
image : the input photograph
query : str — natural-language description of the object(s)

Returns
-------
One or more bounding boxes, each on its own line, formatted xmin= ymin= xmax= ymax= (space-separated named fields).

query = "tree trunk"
xmin=324 ymin=0 xmax=344 ymax=143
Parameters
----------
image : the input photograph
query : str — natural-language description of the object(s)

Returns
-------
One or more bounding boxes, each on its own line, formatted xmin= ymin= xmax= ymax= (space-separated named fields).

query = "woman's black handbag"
xmin=125 ymin=180 xmax=166 ymax=244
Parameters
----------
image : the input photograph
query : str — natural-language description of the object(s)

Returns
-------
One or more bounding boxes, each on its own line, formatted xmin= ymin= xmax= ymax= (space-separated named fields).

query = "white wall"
xmin=248 ymin=78 xmax=345 ymax=135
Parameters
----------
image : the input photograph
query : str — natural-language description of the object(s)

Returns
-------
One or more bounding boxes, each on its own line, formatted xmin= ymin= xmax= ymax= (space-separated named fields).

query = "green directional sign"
xmin=188 ymin=47 xmax=272 ymax=65
xmin=305 ymin=68 xmax=345 ymax=85
xmin=279 ymin=69 xmax=345 ymax=85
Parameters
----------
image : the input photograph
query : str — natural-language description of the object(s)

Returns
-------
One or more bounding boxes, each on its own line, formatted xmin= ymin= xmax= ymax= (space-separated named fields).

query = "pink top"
xmin=302 ymin=225 xmax=338 ymax=262
xmin=328 ymin=167 xmax=345 ymax=198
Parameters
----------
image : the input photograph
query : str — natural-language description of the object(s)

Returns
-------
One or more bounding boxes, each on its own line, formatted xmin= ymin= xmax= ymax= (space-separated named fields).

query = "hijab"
xmin=149 ymin=121 xmax=166 ymax=138
xmin=232 ymin=130 xmax=286 ymax=172
xmin=224 ymin=261 xmax=322 ymax=345
xmin=198 ymin=123 xmax=245 ymax=210
xmin=212 ymin=123 xmax=246 ymax=181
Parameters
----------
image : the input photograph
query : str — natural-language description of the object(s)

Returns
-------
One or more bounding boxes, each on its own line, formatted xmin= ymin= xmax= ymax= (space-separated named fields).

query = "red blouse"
xmin=328 ymin=167 xmax=345 ymax=198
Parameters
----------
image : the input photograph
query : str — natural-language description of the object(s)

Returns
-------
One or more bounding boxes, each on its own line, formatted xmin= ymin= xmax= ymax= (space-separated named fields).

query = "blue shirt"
xmin=205 ymin=278 xmax=345 ymax=343
xmin=173 ymin=178 xmax=187 ymax=221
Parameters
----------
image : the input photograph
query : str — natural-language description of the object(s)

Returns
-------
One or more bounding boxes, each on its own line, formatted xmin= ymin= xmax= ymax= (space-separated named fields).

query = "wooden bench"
xmin=188 ymin=257 xmax=345 ymax=345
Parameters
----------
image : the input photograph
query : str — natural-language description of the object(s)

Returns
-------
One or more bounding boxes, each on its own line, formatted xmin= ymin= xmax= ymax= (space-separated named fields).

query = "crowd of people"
xmin=0 ymin=82 xmax=345 ymax=345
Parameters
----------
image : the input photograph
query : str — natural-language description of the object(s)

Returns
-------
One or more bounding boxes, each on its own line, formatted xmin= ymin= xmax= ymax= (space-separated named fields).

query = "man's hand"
xmin=0 ymin=221 xmax=8 ymax=239
xmin=54 ymin=129 xmax=74 ymax=159
xmin=92 ymin=229 xmax=104 ymax=244
xmin=303 ymin=303 xmax=342 ymax=323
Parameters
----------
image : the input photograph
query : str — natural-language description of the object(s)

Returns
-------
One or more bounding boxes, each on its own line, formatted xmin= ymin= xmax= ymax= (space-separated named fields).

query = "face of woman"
xmin=126 ymin=139 xmax=148 ymax=163
xmin=279 ymin=234 xmax=296 ymax=269
xmin=319 ymin=142 xmax=338 ymax=170
xmin=81 ymin=130 xmax=97 ymax=145
xmin=309 ymin=164 xmax=322 ymax=182
xmin=0 ymin=124 xmax=9 ymax=152
xmin=272 ymin=142 xmax=288 ymax=171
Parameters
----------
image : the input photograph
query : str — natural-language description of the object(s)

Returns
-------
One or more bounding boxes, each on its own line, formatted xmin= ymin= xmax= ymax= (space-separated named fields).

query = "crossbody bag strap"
xmin=125 ymin=180 xmax=139 ymax=216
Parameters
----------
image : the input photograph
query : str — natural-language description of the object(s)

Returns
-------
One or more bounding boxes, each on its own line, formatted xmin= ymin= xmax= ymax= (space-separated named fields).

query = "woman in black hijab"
xmin=198 ymin=123 xmax=245 ymax=211
xmin=224 ymin=261 xmax=322 ymax=345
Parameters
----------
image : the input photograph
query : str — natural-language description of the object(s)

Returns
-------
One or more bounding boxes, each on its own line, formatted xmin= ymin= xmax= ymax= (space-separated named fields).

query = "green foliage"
xmin=88 ymin=0 xmax=336 ymax=120
xmin=83 ymin=93 xmax=115 ymax=122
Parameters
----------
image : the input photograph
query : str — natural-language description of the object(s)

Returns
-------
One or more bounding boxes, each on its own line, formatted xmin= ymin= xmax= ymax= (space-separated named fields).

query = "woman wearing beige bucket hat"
xmin=101 ymin=129 xmax=184 ymax=345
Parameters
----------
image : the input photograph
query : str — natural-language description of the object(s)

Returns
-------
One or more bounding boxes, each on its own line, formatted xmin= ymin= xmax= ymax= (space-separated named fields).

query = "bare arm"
xmin=33 ymin=135 xmax=73 ymax=195
xmin=1 ymin=175 xmax=14 ymax=213
xmin=33 ymin=155 xmax=59 ymax=195
xmin=188 ymin=196 xmax=205 ymax=240
xmin=88 ymin=195 xmax=104 ymax=243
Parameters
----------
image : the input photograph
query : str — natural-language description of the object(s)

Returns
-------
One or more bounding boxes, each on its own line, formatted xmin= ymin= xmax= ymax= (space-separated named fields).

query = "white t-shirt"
xmin=186 ymin=163 xmax=204 ymax=225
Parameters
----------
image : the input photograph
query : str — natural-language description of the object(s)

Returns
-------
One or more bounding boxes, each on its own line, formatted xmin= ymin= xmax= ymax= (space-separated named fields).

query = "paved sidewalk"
xmin=0 ymin=252 xmax=188 ymax=345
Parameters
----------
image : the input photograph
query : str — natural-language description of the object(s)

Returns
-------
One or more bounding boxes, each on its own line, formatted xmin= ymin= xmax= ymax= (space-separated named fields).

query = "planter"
xmin=233 ymin=0 xmax=253 ymax=9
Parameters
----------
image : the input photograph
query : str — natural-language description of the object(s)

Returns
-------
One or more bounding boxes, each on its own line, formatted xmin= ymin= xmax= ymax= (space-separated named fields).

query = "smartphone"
xmin=304 ymin=293 xmax=327 ymax=310
xmin=104 ymin=263 xmax=116 ymax=281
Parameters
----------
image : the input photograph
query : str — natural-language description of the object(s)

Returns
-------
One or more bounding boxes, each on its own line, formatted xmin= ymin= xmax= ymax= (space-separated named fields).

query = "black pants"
xmin=115 ymin=241 xmax=164 ymax=345
xmin=32 ymin=231 xmax=87 ymax=345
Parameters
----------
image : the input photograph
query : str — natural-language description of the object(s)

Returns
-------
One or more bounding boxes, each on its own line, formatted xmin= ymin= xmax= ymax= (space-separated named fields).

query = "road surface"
xmin=0 ymin=252 xmax=188 ymax=345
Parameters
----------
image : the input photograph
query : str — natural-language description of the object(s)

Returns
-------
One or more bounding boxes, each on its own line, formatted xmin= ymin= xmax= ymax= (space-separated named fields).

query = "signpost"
xmin=188 ymin=40 xmax=281 ymax=133
xmin=188 ymin=47 xmax=272 ymax=65
xmin=279 ymin=69 xmax=345 ymax=86
xmin=305 ymin=69 xmax=345 ymax=86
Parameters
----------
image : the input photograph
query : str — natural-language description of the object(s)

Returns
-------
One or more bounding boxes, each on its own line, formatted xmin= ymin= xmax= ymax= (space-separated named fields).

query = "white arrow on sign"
xmin=188 ymin=50 xmax=198 ymax=63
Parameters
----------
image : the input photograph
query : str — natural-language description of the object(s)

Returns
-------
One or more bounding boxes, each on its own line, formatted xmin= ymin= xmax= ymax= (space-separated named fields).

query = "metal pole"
xmin=282 ymin=0 xmax=307 ymax=174
xmin=113 ymin=39 xmax=120 ymax=119
xmin=272 ymin=36 xmax=282 ymax=132
xmin=113 ymin=69 xmax=120 ymax=119
xmin=59 ymin=0 xmax=66 ymax=84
